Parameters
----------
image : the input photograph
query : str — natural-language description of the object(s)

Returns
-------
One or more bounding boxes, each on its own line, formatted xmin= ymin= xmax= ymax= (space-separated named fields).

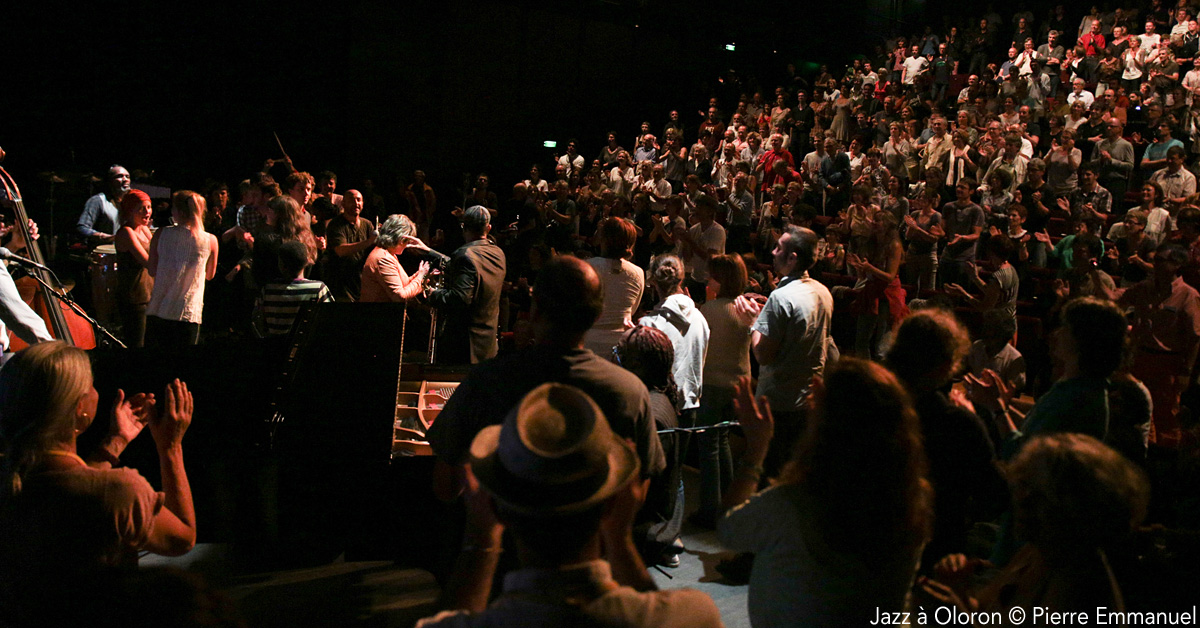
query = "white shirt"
xmin=1067 ymin=89 xmax=1095 ymax=109
xmin=1139 ymin=33 xmax=1162 ymax=52
xmin=558 ymin=153 xmax=585 ymax=171
xmin=608 ymin=166 xmax=636 ymax=199
xmin=583 ymin=257 xmax=645 ymax=356
xmin=638 ymin=293 xmax=710 ymax=410
xmin=902 ymin=56 xmax=928 ymax=84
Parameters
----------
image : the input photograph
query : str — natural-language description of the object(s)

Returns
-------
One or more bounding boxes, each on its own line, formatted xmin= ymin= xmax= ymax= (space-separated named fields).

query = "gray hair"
xmin=376 ymin=214 xmax=416 ymax=249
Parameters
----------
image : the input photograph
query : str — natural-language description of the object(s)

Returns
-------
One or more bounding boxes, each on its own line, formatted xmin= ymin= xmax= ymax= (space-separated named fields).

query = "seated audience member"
xmin=258 ymin=240 xmax=333 ymax=337
xmin=360 ymin=214 xmax=438 ymax=303
xmin=886 ymin=308 xmax=1007 ymax=572
xmin=923 ymin=434 xmax=1149 ymax=621
xmin=583 ymin=218 xmax=645 ymax=356
xmin=638 ymin=255 xmax=710 ymax=426
xmin=0 ymin=342 xmax=196 ymax=593
xmin=612 ymin=326 xmax=685 ymax=568
xmin=416 ymin=384 xmax=722 ymax=628
xmin=718 ymin=359 xmax=932 ymax=628
xmin=427 ymin=255 xmax=665 ymax=501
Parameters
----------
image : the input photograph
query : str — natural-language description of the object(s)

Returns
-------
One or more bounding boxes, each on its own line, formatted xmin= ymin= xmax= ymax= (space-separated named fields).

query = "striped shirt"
xmin=260 ymin=279 xmax=332 ymax=336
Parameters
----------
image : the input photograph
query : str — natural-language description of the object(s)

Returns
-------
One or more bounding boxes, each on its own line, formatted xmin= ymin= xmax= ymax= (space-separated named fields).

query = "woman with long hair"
xmin=113 ymin=190 xmax=154 ymax=347
xmin=718 ymin=358 xmax=932 ymax=627
xmin=252 ymin=195 xmax=318 ymax=288
xmin=583 ymin=217 xmax=645 ymax=356
xmin=0 ymin=342 xmax=196 ymax=585
xmin=359 ymin=214 xmax=434 ymax=303
xmin=847 ymin=210 xmax=908 ymax=359
xmin=145 ymin=191 xmax=218 ymax=348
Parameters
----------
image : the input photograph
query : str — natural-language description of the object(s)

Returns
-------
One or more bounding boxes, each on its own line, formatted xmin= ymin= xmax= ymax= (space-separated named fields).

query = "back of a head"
xmin=614 ymin=325 xmax=678 ymax=407
xmin=785 ymin=357 xmax=930 ymax=557
xmin=599 ymin=217 xmax=636 ymax=260
xmin=707 ymin=254 xmax=748 ymax=298
xmin=0 ymin=342 xmax=92 ymax=498
xmin=647 ymin=254 xmax=685 ymax=298
xmin=276 ymin=240 xmax=310 ymax=278
xmin=171 ymin=190 xmax=205 ymax=224
xmin=533 ymin=256 xmax=603 ymax=341
xmin=780 ymin=226 xmax=820 ymax=276
xmin=1010 ymin=433 xmax=1148 ymax=558
xmin=1061 ymin=297 xmax=1127 ymax=379
xmin=462 ymin=205 xmax=490 ymax=237
xmin=886 ymin=309 xmax=970 ymax=392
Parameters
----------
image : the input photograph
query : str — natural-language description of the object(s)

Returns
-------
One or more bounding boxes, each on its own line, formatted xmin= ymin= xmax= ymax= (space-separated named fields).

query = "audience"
xmin=31 ymin=3 xmax=1200 ymax=621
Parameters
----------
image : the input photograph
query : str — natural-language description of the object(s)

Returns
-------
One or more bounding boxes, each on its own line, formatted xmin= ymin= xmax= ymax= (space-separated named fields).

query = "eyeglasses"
xmin=611 ymin=345 xmax=623 ymax=366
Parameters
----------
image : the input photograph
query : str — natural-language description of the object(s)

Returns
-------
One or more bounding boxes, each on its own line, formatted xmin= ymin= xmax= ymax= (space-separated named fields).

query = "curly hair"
xmin=268 ymin=195 xmax=318 ymax=264
xmin=614 ymin=326 xmax=680 ymax=408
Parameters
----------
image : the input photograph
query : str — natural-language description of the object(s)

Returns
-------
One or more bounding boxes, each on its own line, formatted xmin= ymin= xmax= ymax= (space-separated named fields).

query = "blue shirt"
xmin=1143 ymin=138 xmax=1184 ymax=164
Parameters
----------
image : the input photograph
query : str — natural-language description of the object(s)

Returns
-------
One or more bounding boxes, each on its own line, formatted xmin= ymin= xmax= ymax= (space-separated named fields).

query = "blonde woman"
xmin=0 ymin=342 xmax=195 ymax=581
xmin=145 ymin=191 xmax=218 ymax=347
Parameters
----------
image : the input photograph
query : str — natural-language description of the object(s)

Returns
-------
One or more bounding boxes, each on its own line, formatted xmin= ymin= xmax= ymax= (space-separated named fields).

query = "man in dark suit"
xmin=429 ymin=205 xmax=506 ymax=365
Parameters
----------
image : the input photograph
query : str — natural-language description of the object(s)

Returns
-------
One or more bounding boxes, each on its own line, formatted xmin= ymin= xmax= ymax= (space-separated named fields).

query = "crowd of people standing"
xmin=5 ymin=0 xmax=1200 ymax=625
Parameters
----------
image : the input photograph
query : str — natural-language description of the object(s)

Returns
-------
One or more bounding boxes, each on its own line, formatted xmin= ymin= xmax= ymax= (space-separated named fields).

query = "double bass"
xmin=0 ymin=158 xmax=97 ymax=349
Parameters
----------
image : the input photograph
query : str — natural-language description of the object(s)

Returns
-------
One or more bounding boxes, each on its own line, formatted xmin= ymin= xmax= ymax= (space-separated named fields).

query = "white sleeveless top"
xmin=146 ymin=226 xmax=210 ymax=324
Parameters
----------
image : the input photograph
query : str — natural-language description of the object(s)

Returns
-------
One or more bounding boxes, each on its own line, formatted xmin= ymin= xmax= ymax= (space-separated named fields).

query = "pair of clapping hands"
xmin=103 ymin=380 xmax=194 ymax=459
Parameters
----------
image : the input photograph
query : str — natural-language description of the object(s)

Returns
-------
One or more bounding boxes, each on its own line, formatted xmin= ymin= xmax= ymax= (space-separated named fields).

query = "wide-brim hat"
xmin=469 ymin=383 xmax=640 ymax=515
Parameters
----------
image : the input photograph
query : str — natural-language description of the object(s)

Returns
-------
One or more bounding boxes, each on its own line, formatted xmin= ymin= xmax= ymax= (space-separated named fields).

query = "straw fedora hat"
xmin=468 ymin=383 xmax=640 ymax=515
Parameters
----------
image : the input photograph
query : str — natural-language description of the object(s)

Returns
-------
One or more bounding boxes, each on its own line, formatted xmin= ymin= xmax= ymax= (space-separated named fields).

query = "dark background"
xmin=5 ymin=0 xmax=971 ymax=233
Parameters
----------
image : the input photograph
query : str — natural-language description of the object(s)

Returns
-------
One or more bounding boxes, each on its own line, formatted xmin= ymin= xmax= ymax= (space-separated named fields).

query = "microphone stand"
xmin=23 ymin=269 xmax=127 ymax=349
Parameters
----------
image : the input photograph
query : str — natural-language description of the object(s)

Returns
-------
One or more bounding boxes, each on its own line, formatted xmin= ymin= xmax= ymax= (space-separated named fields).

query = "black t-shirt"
xmin=1017 ymin=181 xmax=1054 ymax=234
xmin=325 ymin=214 xmax=375 ymax=300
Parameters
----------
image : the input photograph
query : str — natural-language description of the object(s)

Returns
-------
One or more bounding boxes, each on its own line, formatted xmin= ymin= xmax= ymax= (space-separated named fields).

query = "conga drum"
xmin=90 ymin=244 xmax=119 ymax=327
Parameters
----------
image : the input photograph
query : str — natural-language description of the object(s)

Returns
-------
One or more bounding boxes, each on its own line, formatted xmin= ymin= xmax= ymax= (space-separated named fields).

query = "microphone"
xmin=0 ymin=248 xmax=50 ymax=271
